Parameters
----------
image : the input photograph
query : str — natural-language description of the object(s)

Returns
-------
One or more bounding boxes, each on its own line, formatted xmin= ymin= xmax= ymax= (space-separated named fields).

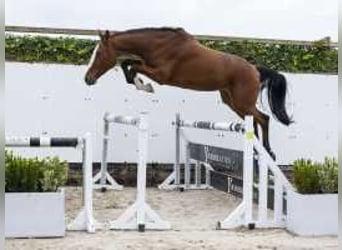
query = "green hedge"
xmin=5 ymin=35 xmax=338 ymax=73
xmin=201 ymin=40 xmax=337 ymax=73
xmin=6 ymin=35 xmax=95 ymax=65
xmin=5 ymin=150 xmax=68 ymax=192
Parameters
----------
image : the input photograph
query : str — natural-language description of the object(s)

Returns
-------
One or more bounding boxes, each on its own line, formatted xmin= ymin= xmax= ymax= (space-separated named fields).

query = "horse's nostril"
xmin=85 ymin=76 xmax=92 ymax=85
xmin=85 ymin=76 xmax=96 ymax=86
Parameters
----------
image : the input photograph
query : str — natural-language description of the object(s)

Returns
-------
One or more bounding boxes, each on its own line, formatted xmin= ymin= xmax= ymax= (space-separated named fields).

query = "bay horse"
xmin=85 ymin=27 xmax=293 ymax=159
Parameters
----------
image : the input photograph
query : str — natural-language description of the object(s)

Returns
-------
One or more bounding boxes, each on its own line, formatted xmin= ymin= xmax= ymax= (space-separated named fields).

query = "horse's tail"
xmin=257 ymin=66 xmax=293 ymax=126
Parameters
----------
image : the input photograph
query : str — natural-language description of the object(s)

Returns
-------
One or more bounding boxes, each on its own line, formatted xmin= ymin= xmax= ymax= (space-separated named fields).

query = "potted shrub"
xmin=287 ymin=157 xmax=338 ymax=236
xmin=5 ymin=150 xmax=68 ymax=238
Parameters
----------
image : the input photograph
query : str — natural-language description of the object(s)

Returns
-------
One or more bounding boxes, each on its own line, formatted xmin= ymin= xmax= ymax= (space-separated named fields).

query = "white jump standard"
xmin=93 ymin=112 xmax=125 ymax=191
xmin=5 ymin=133 xmax=97 ymax=233
xmin=218 ymin=118 xmax=293 ymax=230
xmin=108 ymin=113 xmax=171 ymax=232
xmin=160 ymin=113 xmax=294 ymax=230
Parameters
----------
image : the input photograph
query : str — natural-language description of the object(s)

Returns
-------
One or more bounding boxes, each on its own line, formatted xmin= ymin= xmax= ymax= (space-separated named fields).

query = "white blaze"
xmin=87 ymin=44 xmax=99 ymax=70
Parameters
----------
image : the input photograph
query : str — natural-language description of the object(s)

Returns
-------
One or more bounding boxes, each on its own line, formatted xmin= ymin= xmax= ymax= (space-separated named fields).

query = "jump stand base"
xmin=110 ymin=201 xmax=171 ymax=231
xmin=217 ymin=201 xmax=286 ymax=230
xmin=217 ymin=202 xmax=247 ymax=230
xmin=67 ymin=208 xmax=99 ymax=233
xmin=158 ymin=171 xmax=176 ymax=190
xmin=93 ymin=171 xmax=123 ymax=191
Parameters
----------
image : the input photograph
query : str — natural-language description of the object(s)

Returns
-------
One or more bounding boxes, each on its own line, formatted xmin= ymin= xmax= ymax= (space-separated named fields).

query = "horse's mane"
xmin=112 ymin=27 xmax=191 ymax=37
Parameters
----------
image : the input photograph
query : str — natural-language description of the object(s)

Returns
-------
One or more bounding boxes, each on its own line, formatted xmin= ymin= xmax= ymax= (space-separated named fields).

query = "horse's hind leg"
xmin=219 ymin=89 xmax=272 ymax=158
xmin=253 ymin=119 xmax=259 ymax=138
xmin=251 ymin=108 xmax=276 ymax=160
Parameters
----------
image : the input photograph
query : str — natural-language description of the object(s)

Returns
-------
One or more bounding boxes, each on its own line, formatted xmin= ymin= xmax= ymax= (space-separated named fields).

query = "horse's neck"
xmin=111 ymin=34 xmax=157 ymax=56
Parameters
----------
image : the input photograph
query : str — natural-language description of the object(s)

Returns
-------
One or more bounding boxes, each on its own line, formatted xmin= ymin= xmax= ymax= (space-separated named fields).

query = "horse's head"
xmin=85 ymin=30 xmax=117 ymax=85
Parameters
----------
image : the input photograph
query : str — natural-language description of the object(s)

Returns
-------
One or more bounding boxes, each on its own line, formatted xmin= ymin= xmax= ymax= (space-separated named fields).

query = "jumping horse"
xmin=85 ymin=27 xmax=293 ymax=159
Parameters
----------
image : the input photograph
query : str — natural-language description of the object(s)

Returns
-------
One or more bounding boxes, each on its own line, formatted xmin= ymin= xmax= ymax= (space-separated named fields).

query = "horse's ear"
xmin=104 ymin=30 xmax=110 ymax=40
xmin=98 ymin=30 xmax=104 ymax=41
xmin=98 ymin=30 xmax=110 ymax=42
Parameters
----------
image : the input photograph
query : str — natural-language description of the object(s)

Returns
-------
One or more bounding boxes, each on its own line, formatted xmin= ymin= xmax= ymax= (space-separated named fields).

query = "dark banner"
xmin=188 ymin=142 xmax=207 ymax=162
xmin=188 ymin=142 xmax=243 ymax=176
xmin=188 ymin=142 xmax=289 ymax=212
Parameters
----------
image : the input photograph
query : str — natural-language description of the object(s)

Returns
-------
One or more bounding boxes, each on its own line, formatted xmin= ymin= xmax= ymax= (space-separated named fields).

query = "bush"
xmin=292 ymin=159 xmax=321 ymax=194
xmin=292 ymin=157 xmax=338 ymax=194
xmin=5 ymin=150 xmax=68 ymax=192
xmin=318 ymin=157 xmax=338 ymax=193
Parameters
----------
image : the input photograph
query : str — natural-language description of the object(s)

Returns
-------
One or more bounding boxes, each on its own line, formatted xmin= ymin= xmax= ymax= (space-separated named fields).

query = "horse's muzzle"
xmin=85 ymin=76 xmax=96 ymax=86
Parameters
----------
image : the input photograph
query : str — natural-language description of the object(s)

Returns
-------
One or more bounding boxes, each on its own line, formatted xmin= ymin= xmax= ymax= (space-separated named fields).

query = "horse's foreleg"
xmin=133 ymin=77 xmax=154 ymax=93
xmin=120 ymin=59 xmax=138 ymax=84
xmin=132 ymin=62 xmax=167 ymax=93
xmin=121 ymin=59 xmax=149 ymax=85
xmin=121 ymin=59 xmax=155 ymax=93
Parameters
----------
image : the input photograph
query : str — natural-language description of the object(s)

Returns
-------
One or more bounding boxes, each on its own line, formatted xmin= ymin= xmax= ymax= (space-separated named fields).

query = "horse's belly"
xmin=169 ymin=68 xmax=226 ymax=91
xmin=168 ymin=80 xmax=222 ymax=91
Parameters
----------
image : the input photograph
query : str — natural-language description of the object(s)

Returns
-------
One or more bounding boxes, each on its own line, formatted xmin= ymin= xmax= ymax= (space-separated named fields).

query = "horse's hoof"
xmin=145 ymin=83 xmax=155 ymax=93
xmin=137 ymin=77 xmax=144 ymax=84
xmin=134 ymin=77 xmax=145 ymax=89
xmin=134 ymin=77 xmax=154 ymax=93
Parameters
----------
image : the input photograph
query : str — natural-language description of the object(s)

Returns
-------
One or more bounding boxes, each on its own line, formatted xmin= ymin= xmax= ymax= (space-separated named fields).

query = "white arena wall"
xmin=5 ymin=62 xmax=337 ymax=165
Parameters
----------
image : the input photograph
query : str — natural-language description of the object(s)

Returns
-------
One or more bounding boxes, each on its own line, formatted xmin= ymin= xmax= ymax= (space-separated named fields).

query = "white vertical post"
xmin=68 ymin=133 xmax=96 ymax=233
xmin=101 ymin=116 xmax=109 ymax=186
xmin=273 ymin=175 xmax=284 ymax=226
xmin=205 ymin=165 xmax=211 ymax=187
xmin=184 ymin=141 xmax=191 ymax=188
xmin=195 ymin=161 xmax=201 ymax=188
xmin=136 ymin=112 xmax=148 ymax=231
xmin=258 ymin=151 xmax=268 ymax=225
xmin=227 ymin=177 xmax=232 ymax=193
xmin=93 ymin=112 xmax=123 ymax=191
xmin=243 ymin=116 xmax=254 ymax=227
xmin=175 ymin=113 xmax=181 ymax=186
xmin=83 ymin=132 xmax=95 ymax=233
